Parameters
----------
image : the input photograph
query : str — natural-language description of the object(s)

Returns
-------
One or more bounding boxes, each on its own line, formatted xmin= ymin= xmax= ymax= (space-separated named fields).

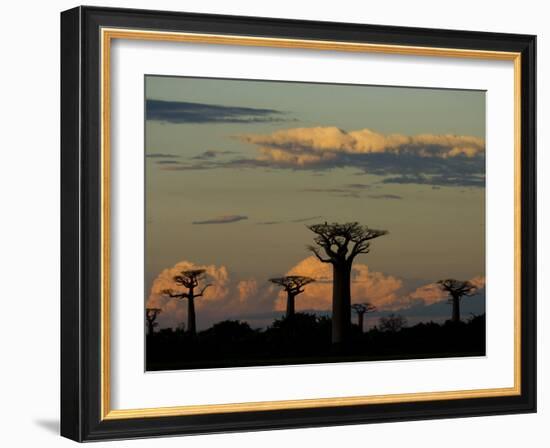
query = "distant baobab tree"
xmin=269 ymin=275 xmax=315 ymax=318
xmin=145 ymin=307 xmax=161 ymax=335
xmin=351 ymin=303 xmax=376 ymax=332
xmin=308 ymin=222 xmax=388 ymax=345
xmin=379 ymin=313 xmax=407 ymax=332
xmin=162 ymin=269 xmax=211 ymax=336
xmin=437 ymin=278 xmax=478 ymax=323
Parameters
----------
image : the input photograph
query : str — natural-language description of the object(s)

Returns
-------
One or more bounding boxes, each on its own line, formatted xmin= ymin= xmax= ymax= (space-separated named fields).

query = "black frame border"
xmin=61 ymin=6 xmax=536 ymax=442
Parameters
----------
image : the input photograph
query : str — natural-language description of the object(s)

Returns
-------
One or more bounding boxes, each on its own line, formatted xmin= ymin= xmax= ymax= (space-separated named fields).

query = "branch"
xmin=308 ymin=246 xmax=331 ymax=263
xmin=194 ymin=284 xmax=212 ymax=298
xmin=349 ymin=241 xmax=370 ymax=259
xmin=162 ymin=289 xmax=189 ymax=300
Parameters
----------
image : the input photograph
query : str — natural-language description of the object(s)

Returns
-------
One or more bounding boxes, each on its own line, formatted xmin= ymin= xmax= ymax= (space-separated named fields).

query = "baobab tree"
xmin=437 ymin=278 xmax=478 ymax=323
xmin=162 ymin=269 xmax=211 ymax=336
xmin=378 ymin=313 xmax=407 ymax=332
xmin=269 ymin=275 xmax=315 ymax=318
xmin=145 ymin=307 xmax=161 ymax=335
xmin=351 ymin=303 xmax=376 ymax=332
xmin=308 ymin=222 xmax=388 ymax=345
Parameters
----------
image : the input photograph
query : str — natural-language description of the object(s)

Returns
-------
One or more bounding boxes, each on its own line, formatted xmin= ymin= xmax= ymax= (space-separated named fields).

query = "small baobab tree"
xmin=437 ymin=278 xmax=478 ymax=323
xmin=145 ymin=307 xmax=161 ymax=335
xmin=351 ymin=303 xmax=376 ymax=332
xmin=162 ymin=269 xmax=211 ymax=336
xmin=379 ymin=313 xmax=407 ymax=333
xmin=307 ymin=222 xmax=388 ymax=345
xmin=269 ymin=275 xmax=315 ymax=318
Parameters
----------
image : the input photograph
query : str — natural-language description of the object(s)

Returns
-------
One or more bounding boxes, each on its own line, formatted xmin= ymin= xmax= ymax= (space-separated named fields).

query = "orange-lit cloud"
xmin=148 ymin=258 xmax=485 ymax=329
xmin=146 ymin=260 xmax=231 ymax=327
xmin=147 ymin=260 xmax=279 ymax=329
xmin=273 ymin=256 xmax=404 ymax=312
xmin=408 ymin=276 xmax=486 ymax=306
xmin=239 ymin=127 xmax=485 ymax=167
xmin=237 ymin=279 xmax=258 ymax=303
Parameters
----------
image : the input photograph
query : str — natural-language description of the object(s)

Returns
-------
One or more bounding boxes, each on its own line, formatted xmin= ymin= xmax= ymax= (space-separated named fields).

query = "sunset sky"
xmin=145 ymin=75 xmax=486 ymax=331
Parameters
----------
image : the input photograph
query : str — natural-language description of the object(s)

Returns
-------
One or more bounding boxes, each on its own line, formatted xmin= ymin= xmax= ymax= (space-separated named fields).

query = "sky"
xmin=145 ymin=75 xmax=486 ymax=331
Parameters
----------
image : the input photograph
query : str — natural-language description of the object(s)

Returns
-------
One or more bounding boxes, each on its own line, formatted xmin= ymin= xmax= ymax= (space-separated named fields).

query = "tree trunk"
xmin=451 ymin=295 xmax=460 ymax=323
xmin=187 ymin=296 xmax=196 ymax=335
xmin=332 ymin=262 xmax=352 ymax=344
xmin=358 ymin=313 xmax=364 ymax=332
xmin=286 ymin=292 xmax=295 ymax=318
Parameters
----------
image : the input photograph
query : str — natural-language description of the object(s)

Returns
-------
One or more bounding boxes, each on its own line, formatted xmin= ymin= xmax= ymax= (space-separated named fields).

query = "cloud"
xmin=146 ymin=99 xmax=290 ymax=124
xmin=366 ymin=194 xmax=403 ymax=200
xmin=158 ymin=126 xmax=485 ymax=187
xmin=273 ymin=256 xmax=485 ymax=314
xmin=147 ymin=258 xmax=485 ymax=330
xmin=237 ymin=279 xmax=259 ymax=303
xmin=155 ymin=160 xmax=180 ymax=165
xmin=291 ymin=216 xmax=323 ymax=223
xmin=408 ymin=276 xmax=486 ymax=306
xmin=255 ymin=216 xmax=322 ymax=225
xmin=236 ymin=128 xmax=485 ymax=187
xmin=273 ymin=256 xmax=404 ymax=312
xmin=147 ymin=260 xmax=280 ymax=329
xmin=192 ymin=215 xmax=248 ymax=225
xmin=147 ymin=260 xmax=231 ymax=328
xmin=381 ymin=173 xmax=484 ymax=188
xmin=257 ymin=220 xmax=284 ymax=225
xmin=240 ymin=127 xmax=484 ymax=161
xmin=145 ymin=153 xmax=180 ymax=158
xmin=301 ymin=184 xmax=406 ymax=200
xmin=191 ymin=150 xmax=238 ymax=160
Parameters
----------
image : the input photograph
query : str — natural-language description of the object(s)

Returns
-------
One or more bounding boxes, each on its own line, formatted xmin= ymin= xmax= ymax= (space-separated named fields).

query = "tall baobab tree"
xmin=269 ymin=275 xmax=315 ymax=318
xmin=145 ymin=307 xmax=162 ymax=335
xmin=162 ymin=269 xmax=211 ymax=336
xmin=437 ymin=278 xmax=478 ymax=323
xmin=351 ymin=303 xmax=376 ymax=332
xmin=308 ymin=222 xmax=388 ymax=345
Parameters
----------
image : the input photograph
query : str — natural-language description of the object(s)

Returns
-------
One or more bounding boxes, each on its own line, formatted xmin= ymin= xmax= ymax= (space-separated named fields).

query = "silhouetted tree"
xmin=379 ymin=313 xmax=407 ymax=332
xmin=162 ymin=269 xmax=211 ymax=336
xmin=201 ymin=320 xmax=256 ymax=343
xmin=145 ymin=308 xmax=161 ymax=335
xmin=351 ymin=303 xmax=376 ymax=332
xmin=308 ymin=222 xmax=388 ymax=344
xmin=269 ymin=275 xmax=315 ymax=318
xmin=437 ymin=279 xmax=478 ymax=323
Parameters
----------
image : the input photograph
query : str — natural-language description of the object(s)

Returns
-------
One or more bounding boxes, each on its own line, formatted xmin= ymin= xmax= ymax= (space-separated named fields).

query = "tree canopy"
xmin=307 ymin=222 xmax=388 ymax=264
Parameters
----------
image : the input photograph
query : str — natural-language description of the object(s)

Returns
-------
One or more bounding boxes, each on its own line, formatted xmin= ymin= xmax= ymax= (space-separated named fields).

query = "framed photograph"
xmin=61 ymin=6 xmax=536 ymax=441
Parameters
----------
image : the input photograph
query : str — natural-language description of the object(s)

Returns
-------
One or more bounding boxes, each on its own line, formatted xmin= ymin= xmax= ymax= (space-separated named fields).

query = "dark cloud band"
xmin=146 ymin=100 xmax=289 ymax=124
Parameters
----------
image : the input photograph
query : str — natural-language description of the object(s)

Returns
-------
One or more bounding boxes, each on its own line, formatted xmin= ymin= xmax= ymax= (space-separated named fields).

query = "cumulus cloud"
xmin=408 ymin=276 xmax=486 ymax=306
xmin=239 ymin=127 xmax=485 ymax=165
xmin=158 ymin=126 xmax=485 ymax=187
xmin=147 ymin=260 xmax=231 ymax=328
xmin=273 ymin=256 xmax=404 ymax=312
xmin=192 ymin=215 xmax=248 ymax=225
xmin=147 ymin=260 xmax=280 ymax=329
xmin=237 ymin=279 xmax=258 ymax=303
xmin=147 ymin=258 xmax=485 ymax=330
xmin=273 ymin=256 xmax=485 ymax=313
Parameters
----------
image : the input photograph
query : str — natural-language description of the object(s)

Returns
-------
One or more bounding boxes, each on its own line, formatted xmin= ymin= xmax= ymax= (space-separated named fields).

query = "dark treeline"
xmin=146 ymin=313 xmax=485 ymax=371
